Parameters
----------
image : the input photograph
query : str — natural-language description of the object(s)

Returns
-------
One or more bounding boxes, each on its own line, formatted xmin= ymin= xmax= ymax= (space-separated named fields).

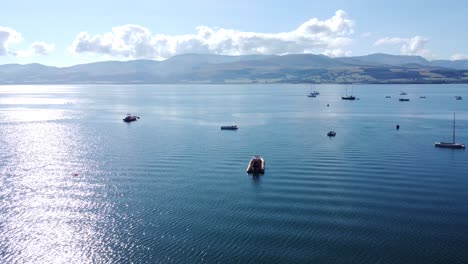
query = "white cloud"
xmin=0 ymin=26 xmax=22 ymax=56
xmin=17 ymin=41 xmax=55 ymax=57
xmin=0 ymin=26 xmax=54 ymax=57
xmin=322 ymin=48 xmax=351 ymax=57
xmin=374 ymin=36 xmax=431 ymax=57
xmin=451 ymin=53 xmax=468 ymax=60
xmin=70 ymin=10 xmax=354 ymax=59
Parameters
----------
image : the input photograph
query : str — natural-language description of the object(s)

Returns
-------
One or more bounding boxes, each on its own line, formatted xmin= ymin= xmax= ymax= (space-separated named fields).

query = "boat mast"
xmin=453 ymin=112 xmax=456 ymax=143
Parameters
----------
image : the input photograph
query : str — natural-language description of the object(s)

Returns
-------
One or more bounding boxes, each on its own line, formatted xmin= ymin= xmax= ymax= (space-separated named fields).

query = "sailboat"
xmin=342 ymin=86 xmax=356 ymax=100
xmin=435 ymin=112 xmax=465 ymax=149
xmin=307 ymin=85 xmax=320 ymax=97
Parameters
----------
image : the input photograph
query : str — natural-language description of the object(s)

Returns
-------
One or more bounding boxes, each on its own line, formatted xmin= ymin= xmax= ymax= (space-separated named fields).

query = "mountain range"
xmin=1 ymin=53 xmax=468 ymax=84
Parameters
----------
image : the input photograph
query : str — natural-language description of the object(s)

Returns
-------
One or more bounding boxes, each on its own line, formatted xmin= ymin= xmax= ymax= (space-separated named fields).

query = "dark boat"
xmin=435 ymin=112 xmax=465 ymax=149
xmin=123 ymin=114 xmax=140 ymax=122
xmin=399 ymin=98 xmax=410 ymax=102
xmin=327 ymin=131 xmax=336 ymax=137
xmin=342 ymin=86 xmax=356 ymax=100
xmin=247 ymin=156 xmax=265 ymax=175
xmin=220 ymin=125 xmax=238 ymax=130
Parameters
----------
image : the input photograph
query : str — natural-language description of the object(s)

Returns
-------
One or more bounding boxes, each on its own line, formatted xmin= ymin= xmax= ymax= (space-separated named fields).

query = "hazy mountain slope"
xmin=0 ymin=53 xmax=467 ymax=84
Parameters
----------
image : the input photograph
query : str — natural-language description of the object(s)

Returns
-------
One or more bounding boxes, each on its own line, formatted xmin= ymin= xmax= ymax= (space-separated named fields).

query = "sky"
xmin=2 ymin=0 xmax=468 ymax=67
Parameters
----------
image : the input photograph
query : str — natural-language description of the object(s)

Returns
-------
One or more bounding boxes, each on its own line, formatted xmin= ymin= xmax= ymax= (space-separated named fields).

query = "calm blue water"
xmin=1 ymin=84 xmax=468 ymax=263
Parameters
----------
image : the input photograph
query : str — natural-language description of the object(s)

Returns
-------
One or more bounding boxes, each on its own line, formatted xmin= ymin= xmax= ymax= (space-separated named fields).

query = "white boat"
xmin=435 ymin=112 xmax=465 ymax=149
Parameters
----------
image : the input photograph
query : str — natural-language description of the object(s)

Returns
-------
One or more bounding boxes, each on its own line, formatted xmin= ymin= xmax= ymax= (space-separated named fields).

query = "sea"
xmin=0 ymin=84 xmax=467 ymax=263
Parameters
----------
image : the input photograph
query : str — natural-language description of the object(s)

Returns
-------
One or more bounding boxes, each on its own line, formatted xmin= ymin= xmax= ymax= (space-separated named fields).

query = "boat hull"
xmin=221 ymin=126 xmax=238 ymax=130
xmin=341 ymin=96 xmax=356 ymax=100
xmin=435 ymin=142 xmax=465 ymax=148
xmin=123 ymin=116 xmax=139 ymax=122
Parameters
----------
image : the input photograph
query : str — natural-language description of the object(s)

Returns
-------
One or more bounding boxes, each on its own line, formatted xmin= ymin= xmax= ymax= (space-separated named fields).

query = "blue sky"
xmin=2 ymin=0 xmax=468 ymax=66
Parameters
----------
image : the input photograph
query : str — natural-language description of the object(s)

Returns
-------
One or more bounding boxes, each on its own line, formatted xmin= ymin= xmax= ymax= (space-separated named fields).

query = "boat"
xmin=435 ymin=112 xmax=465 ymax=149
xmin=220 ymin=125 xmax=238 ymax=130
xmin=420 ymin=96 xmax=426 ymax=98
xmin=307 ymin=86 xmax=320 ymax=97
xmin=123 ymin=114 xmax=140 ymax=122
xmin=247 ymin=156 xmax=265 ymax=175
xmin=342 ymin=86 xmax=356 ymax=100
xmin=399 ymin=98 xmax=410 ymax=102
xmin=327 ymin=131 xmax=336 ymax=137
xmin=455 ymin=96 xmax=463 ymax=100
xmin=400 ymin=91 xmax=408 ymax=95
xmin=385 ymin=96 xmax=392 ymax=98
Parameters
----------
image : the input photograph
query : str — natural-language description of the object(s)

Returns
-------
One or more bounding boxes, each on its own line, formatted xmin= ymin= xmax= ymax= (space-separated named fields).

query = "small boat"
xmin=455 ymin=96 xmax=463 ymax=100
xmin=435 ymin=112 xmax=465 ymax=149
xmin=123 ymin=114 xmax=140 ymax=122
xmin=220 ymin=125 xmax=238 ymax=130
xmin=420 ymin=96 xmax=426 ymax=98
xmin=399 ymin=98 xmax=410 ymax=102
xmin=327 ymin=131 xmax=336 ymax=137
xmin=247 ymin=156 xmax=265 ymax=175
xmin=400 ymin=91 xmax=408 ymax=95
xmin=342 ymin=86 xmax=356 ymax=100
xmin=385 ymin=96 xmax=391 ymax=98
xmin=307 ymin=87 xmax=320 ymax=97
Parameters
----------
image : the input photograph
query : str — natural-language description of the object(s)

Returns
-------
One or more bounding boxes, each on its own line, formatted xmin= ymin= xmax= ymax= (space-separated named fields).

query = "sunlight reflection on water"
xmin=0 ymin=120 xmax=121 ymax=263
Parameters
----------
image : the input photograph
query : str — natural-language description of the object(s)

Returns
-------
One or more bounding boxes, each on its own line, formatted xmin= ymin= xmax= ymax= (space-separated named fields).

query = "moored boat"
xmin=399 ymin=98 xmax=410 ymax=102
xmin=327 ymin=131 xmax=336 ymax=137
xmin=221 ymin=125 xmax=238 ymax=130
xmin=342 ymin=86 xmax=356 ymax=100
xmin=123 ymin=114 xmax=140 ymax=122
xmin=247 ymin=156 xmax=265 ymax=175
xmin=435 ymin=112 xmax=465 ymax=149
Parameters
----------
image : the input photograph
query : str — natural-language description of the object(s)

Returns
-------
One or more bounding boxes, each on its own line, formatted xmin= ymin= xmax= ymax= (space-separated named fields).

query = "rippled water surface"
xmin=1 ymin=84 xmax=468 ymax=263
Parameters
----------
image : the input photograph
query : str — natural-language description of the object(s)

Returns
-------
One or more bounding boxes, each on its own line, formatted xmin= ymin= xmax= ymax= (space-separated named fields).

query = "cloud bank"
xmin=0 ymin=26 xmax=54 ymax=57
xmin=70 ymin=10 xmax=354 ymax=60
xmin=374 ymin=36 xmax=430 ymax=57
xmin=451 ymin=53 xmax=468 ymax=60
xmin=0 ymin=26 xmax=22 ymax=56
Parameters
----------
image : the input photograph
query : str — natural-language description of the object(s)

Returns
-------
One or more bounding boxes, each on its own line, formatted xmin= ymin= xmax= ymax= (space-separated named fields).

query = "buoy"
xmin=396 ymin=125 xmax=400 ymax=130
xmin=327 ymin=104 xmax=330 ymax=107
